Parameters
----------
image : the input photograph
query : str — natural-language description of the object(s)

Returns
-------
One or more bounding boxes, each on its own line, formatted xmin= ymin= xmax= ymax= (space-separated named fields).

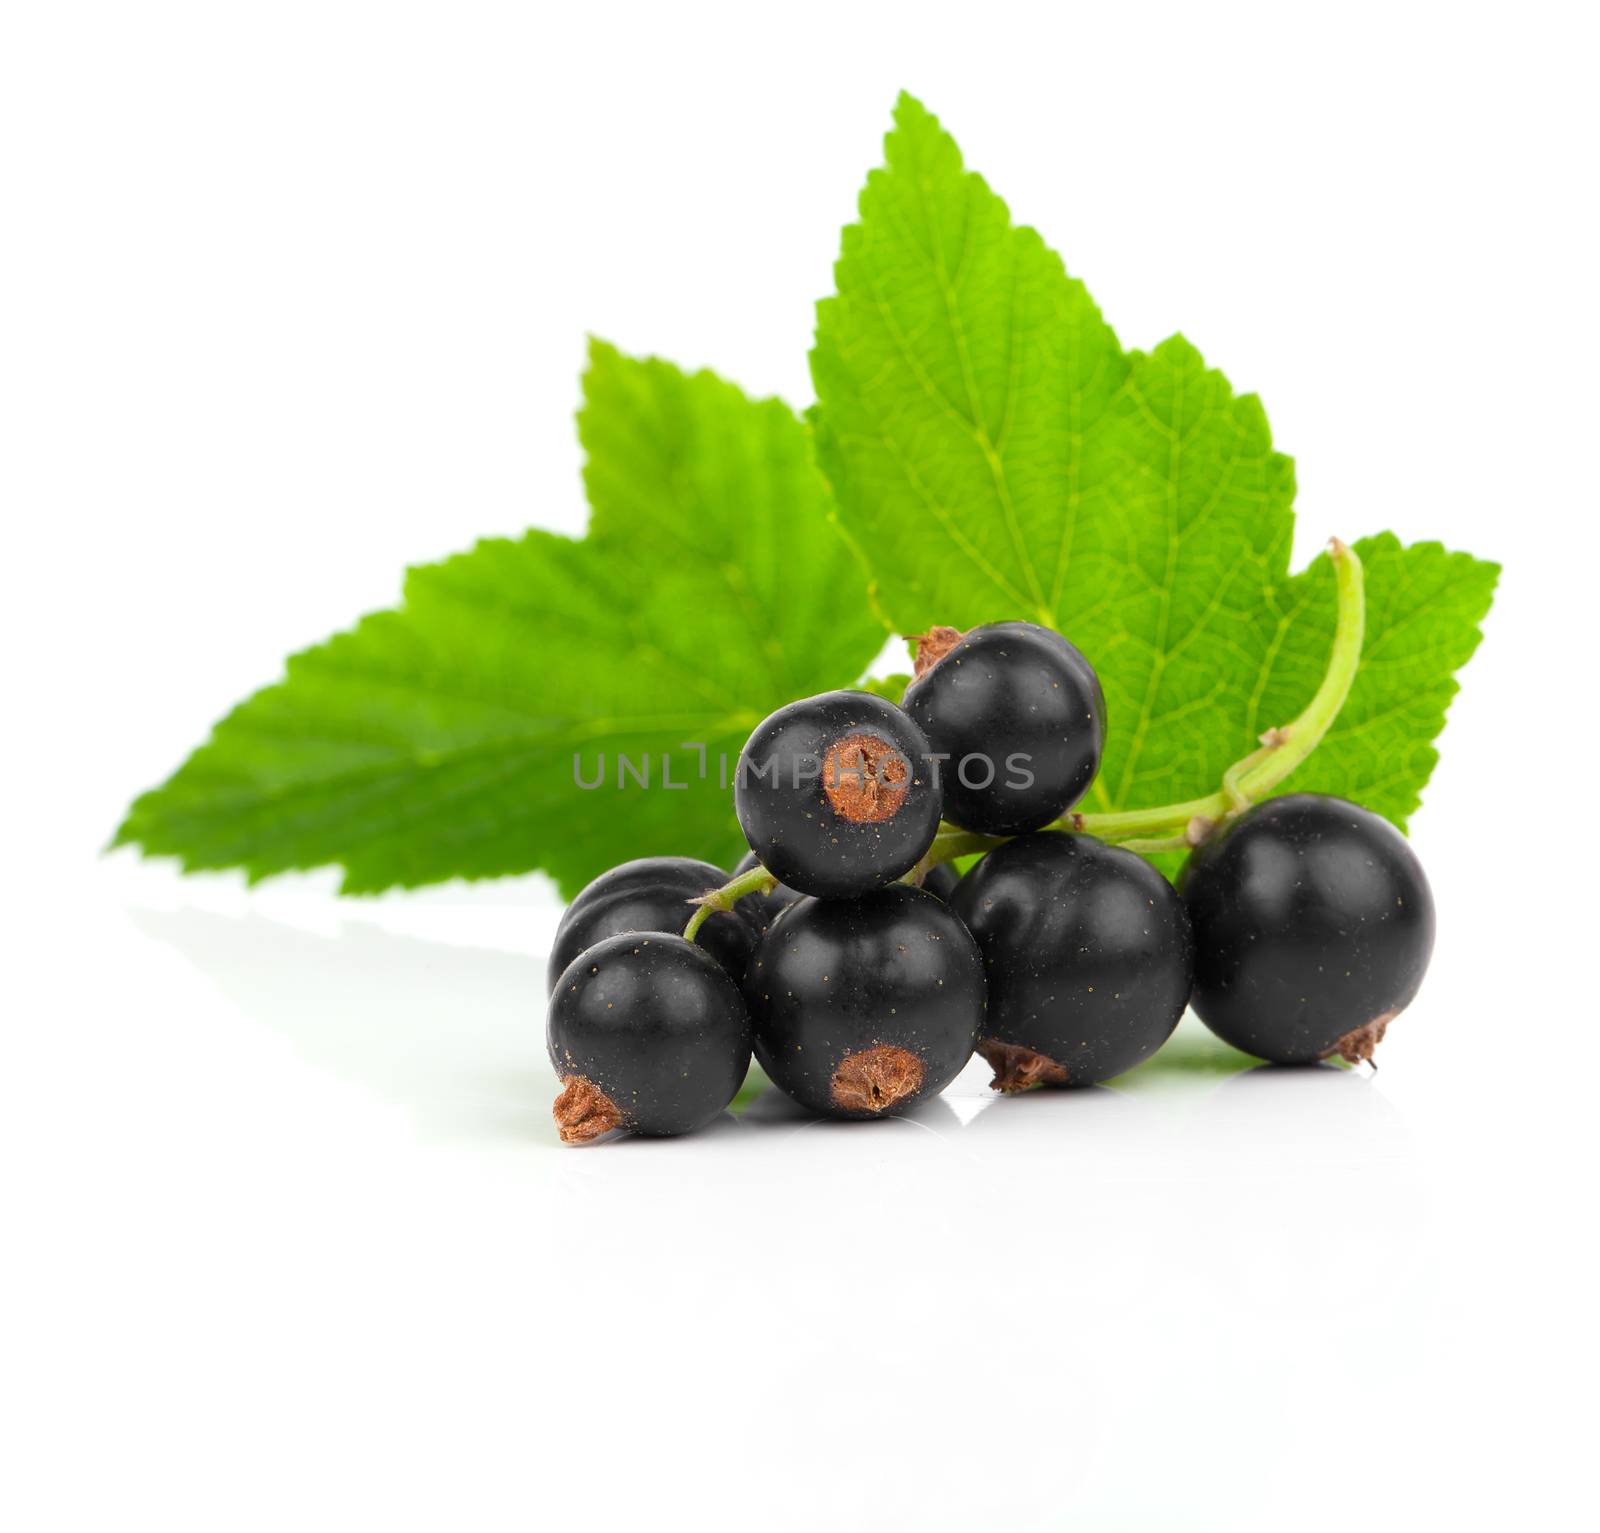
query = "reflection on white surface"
xmin=133 ymin=903 xmax=1422 ymax=1251
xmin=136 ymin=901 xmax=1412 ymax=1154
xmin=133 ymin=905 xmax=558 ymax=1145
xmin=98 ymin=897 xmax=1581 ymax=1530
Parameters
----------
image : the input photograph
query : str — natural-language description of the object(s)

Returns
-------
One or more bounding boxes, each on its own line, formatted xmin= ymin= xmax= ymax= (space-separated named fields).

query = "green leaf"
xmin=1257 ymin=533 xmax=1498 ymax=828
xmin=812 ymin=94 xmax=1497 ymax=831
xmin=115 ymin=342 xmax=884 ymax=897
xmin=859 ymin=672 xmax=911 ymax=705
xmin=811 ymin=93 xmax=1130 ymax=631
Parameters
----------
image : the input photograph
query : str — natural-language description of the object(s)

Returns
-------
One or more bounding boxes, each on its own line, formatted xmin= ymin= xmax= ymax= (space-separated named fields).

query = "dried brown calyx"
xmin=553 ymin=1076 xmax=626 ymax=1144
xmin=831 ymin=1044 xmax=925 ymax=1114
xmin=911 ymin=626 xmax=965 ymax=677
xmin=977 ymin=1037 xmax=1071 ymax=1092
xmin=823 ymin=733 xmax=911 ymax=824
xmin=1322 ymin=1010 xmax=1399 ymax=1066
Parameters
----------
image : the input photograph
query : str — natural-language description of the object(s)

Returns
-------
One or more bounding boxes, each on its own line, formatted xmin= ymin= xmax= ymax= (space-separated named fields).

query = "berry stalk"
xmin=685 ymin=538 xmax=1365 ymax=937
xmin=684 ymin=862 xmax=777 ymax=941
xmin=916 ymin=536 xmax=1366 ymax=863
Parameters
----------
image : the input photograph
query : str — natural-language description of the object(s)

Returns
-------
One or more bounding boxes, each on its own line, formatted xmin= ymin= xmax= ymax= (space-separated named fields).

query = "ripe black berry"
xmin=734 ymin=690 xmax=941 ymax=898
xmin=903 ymin=622 xmax=1105 ymax=836
xmin=951 ymin=832 xmax=1192 ymax=1088
xmin=1182 ymin=794 xmax=1435 ymax=1065
xmin=547 ymin=932 xmax=751 ymax=1142
xmin=920 ymin=862 xmax=960 ymax=901
xmin=743 ymin=884 xmax=983 ymax=1118
xmin=546 ymin=856 xmax=757 ymax=993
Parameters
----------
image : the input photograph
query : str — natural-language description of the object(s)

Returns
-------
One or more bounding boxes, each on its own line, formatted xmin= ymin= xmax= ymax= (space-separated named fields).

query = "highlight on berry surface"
xmin=113 ymin=97 xmax=1496 ymax=917
xmin=95 ymin=88 xmax=1497 ymax=1139
xmin=732 ymin=690 xmax=942 ymax=900
xmin=688 ymin=534 xmax=1374 ymax=917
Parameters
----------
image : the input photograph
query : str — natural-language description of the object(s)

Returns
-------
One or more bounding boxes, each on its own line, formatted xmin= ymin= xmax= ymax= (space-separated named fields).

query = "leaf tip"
xmin=1151 ymin=331 xmax=1206 ymax=370
xmin=583 ymin=334 xmax=623 ymax=380
xmin=104 ymin=816 xmax=137 ymax=856
xmin=893 ymin=89 xmax=929 ymax=123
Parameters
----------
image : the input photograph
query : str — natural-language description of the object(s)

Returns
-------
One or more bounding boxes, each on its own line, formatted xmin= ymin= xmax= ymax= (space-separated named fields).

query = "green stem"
xmin=1222 ymin=737 xmax=1281 ymax=812
xmin=1114 ymin=832 xmax=1195 ymax=856
xmin=924 ymin=827 xmax=998 ymax=863
xmin=685 ymin=539 xmax=1364 ymax=915
xmin=1068 ymin=535 xmax=1365 ymax=845
xmin=683 ymin=864 xmax=777 ymax=942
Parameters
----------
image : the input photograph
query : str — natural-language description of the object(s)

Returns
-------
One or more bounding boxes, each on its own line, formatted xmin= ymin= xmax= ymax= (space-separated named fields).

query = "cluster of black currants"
xmin=546 ymin=621 xmax=1435 ymax=1143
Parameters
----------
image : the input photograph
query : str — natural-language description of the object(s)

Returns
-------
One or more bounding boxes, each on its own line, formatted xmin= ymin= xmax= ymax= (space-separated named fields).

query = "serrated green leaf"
xmin=115 ymin=342 xmax=884 ymax=897
xmin=1258 ymin=534 xmax=1498 ymax=826
xmin=812 ymin=95 xmax=1497 ymax=831
xmin=812 ymin=94 xmax=1129 ymax=630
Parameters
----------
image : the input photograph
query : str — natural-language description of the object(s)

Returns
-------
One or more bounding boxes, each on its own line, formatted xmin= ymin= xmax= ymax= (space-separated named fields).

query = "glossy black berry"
xmin=743 ymin=884 xmax=984 ymax=1119
xmin=921 ymin=862 xmax=960 ymax=901
xmin=547 ymin=932 xmax=751 ymax=1142
xmin=951 ymin=832 xmax=1192 ymax=1088
xmin=1181 ymin=794 xmax=1435 ymax=1065
xmin=546 ymin=856 xmax=757 ymax=994
xmin=734 ymin=690 xmax=942 ymax=899
xmin=903 ymin=622 xmax=1105 ymax=836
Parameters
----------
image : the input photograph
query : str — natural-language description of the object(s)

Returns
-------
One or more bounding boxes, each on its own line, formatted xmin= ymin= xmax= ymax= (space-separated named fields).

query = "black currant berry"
xmin=951 ymin=832 xmax=1192 ymax=1088
xmin=546 ymin=856 xmax=757 ymax=994
xmin=734 ymin=690 xmax=941 ymax=899
xmin=1181 ymin=794 xmax=1435 ymax=1065
xmin=902 ymin=622 xmax=1105 ymax=836
xmin=547 ymin=932 xmax=751 ymax=1142
xmin=921 ymin=862 xmax=960 ymax=901
xmin=742 ymin=884 xmax=984 ymax=1119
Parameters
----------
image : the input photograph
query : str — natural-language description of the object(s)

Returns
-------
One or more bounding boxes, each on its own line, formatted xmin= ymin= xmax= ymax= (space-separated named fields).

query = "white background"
xmin=3 ymin=2 xmax=1597 ymax=1528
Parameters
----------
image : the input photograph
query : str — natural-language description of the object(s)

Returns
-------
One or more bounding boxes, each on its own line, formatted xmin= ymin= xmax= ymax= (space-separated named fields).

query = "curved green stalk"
xmin=684 ymin=863 xmax=776 ymax=941
xmin=684 ymin=538 xmax=1365 ymax=935
xmin=1067 ymin=535 xmax=1366 ymax=844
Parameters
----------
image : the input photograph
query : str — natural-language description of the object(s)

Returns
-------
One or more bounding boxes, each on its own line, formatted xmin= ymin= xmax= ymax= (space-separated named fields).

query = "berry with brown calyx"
xmin=734 ymin=690 xmax=942 ymax=899
xmin=547 ymin=933 xmax=751 ymax=1142
xmin=742 ymin=884 xmax=983 ymax=1119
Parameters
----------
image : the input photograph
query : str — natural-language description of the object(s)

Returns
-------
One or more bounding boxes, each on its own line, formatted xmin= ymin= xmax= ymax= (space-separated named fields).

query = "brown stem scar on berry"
xmin=553 ymin=1076 xmax=626 ymax=1144
xmin=830 ymin=1044 xmax=924 ymax=1114
xmin=1323 ymin=1010 xmax=1398 ymax=1066
xmin=911 ymin=625 xmax=965 ymax=677
xmin=823 ymin=733 xmax=911 ymax=824
xmin=977 ymin=1037 xmax=1071 ymax=1092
